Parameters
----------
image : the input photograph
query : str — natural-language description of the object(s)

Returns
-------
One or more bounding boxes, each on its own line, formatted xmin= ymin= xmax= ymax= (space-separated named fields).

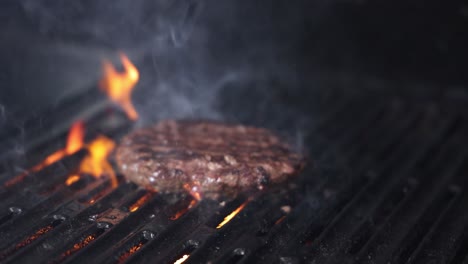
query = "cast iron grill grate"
xmin=0 ymin=91 xmax=467 ymax=264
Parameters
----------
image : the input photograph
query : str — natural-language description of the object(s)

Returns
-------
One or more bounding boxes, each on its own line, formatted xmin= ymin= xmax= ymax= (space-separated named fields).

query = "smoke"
xmin=12 ymin=0 xmax=331 ymax=150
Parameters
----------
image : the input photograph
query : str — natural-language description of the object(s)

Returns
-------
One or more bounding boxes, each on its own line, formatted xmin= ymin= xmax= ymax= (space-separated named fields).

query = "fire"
xmin=99 ymin=53 xmax=139 ymax=120
xmin=35 ymin=121 xmax=85 ymax=171
xmin=216 ymin=200 xmax=250 ymax=229
xmin=129 ymin=192 xmax=155 ymax=213
xmin=174 ymin=254 xmax=190 ymax=264
xmin=4 ymin=121 xmax=85 ymax=187
xmin=65 ymin=174 xmax=81 ymax=186
xmin=66 ymin=121 xmax=85 ymax=154
xmin=78 ymin=136 xmax=118 ymax=188
xmin=170 ymin=199 xmax=197 ymax=220
xmin=183 ymin=183 xmax=202 ymax=201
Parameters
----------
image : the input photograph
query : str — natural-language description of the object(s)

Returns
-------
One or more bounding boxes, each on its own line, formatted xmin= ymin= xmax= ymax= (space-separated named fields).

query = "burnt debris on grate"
xmin=1 ymin=91 xmax=468 ymax=264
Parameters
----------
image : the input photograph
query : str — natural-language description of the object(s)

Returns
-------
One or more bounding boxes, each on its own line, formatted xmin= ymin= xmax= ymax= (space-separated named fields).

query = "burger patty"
xmin=115 ymin=120 xmax=304 ymax=198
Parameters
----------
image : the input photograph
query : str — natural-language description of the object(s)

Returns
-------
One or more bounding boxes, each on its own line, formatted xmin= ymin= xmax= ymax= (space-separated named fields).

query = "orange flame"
xmin=5 ymin=121 xmax=85 ymax=187
xmin=100 ymin=53 xmax=139 ymax=120
xmin=37 ymin=121 xmax=85 ymax=170
xmin=129 ymin=192 xmax=154 ymax=213
xmin=78 ymin=136 xmax=118 ymax=188
xmin=183 ymin=183 xmax=202 ymax=201
xmin=170 ymin=199 xmax=197 ymax=220
xmin=216 ymin=200 xmax=250 ymax=229
xmin=65 ymin=174 xmax=81 ymax=186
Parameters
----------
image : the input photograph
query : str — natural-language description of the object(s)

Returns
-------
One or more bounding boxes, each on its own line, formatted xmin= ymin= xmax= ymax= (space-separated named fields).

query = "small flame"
xmin=36 ymin=121 xmax=85 ymax=170
xmin=100 ymin=53 xmax=139 ymax=120
xmin=65 ymin=174 xmax=81 ymax=186
xmin=4 ymin=121 xmax=85 ymax=187
xmin=183 ymin=183 xmax=202 ymax=201
xmin=66 ymin=121 xmax=85 ymax=154
xmin=174 ymin=254 xmax=190 ymax=264
xmin=129 ymin=192 xmax=154 ymax=213
xmin=78 ymin=136 xmax=118 ymax=188
xmin=216 ymin=200 xmax=250 ymax=229
xmin=170 ymin=199 xmax=197 ymax=220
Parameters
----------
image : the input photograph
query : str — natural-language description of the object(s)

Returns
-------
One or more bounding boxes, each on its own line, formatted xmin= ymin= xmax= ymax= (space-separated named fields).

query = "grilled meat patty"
xmin=116 ymin=120 xmax=304 ymax=198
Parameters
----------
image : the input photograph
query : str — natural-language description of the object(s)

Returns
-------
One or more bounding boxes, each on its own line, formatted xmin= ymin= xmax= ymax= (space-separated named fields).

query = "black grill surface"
xmin=0 ymin=90 xmax=467 ymax=264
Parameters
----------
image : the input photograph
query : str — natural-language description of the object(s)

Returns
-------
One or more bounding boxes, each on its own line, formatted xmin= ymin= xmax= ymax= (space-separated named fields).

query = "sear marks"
xmin=116 ymin=120 xmax=305 ymax=199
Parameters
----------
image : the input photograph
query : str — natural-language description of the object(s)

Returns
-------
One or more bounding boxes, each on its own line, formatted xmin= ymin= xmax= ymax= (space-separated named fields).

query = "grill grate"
xmin=1 ymin=91 xmax=468 ymax=263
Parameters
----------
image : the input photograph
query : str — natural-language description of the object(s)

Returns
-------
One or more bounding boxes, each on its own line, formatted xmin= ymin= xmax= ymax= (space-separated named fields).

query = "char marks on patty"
xmin=116 ymin=120 xmax=304 ymax=198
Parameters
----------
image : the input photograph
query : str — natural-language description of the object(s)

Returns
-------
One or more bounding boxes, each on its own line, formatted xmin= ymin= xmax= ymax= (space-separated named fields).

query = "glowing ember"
xmin=78 ymin=136 xmax=118 ymax=188
xmin=274 ymin=215 xmax=287 ymax=225
xmin=118 ymin=241 xmax=145 ymax=263
xmin=174 ymin=254 xmax=190 ymax=264
xmin=62 ymin=234 xmax=97 ymax=258
xmin=129 ymin=192 xmax=154 ymax=212
xmin=216 ymin=200 xmax=249 ymax=229
xmin=170 ymin=200 xmax=197 ymax=220
xmin=100 ymin=53 xmax=139 ymax=120
xmin=65 ymin=174 xmax=81 ymax=186
xmin=4 ymin=121 xmax=85 ymax=187
xmin=13 ymin=225 xmax=53 ymax=252
xmin=183 ymin=183 xmax=202 ymax=201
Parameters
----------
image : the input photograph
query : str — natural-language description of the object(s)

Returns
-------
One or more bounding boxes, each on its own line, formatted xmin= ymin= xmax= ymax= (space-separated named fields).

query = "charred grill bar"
xmin=0 ymin=89 xmax=466 ymax=264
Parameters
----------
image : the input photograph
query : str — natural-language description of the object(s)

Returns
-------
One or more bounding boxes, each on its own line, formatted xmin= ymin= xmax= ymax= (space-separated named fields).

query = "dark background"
xmin=0 ymin=0 xmax=467 ymax=126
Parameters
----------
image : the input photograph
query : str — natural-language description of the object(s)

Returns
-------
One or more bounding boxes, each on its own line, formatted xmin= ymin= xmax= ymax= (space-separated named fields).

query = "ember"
xmin=99 ymin=53 xmax=139 ymax=120
xmin=61 ymin=234 xmax=97 ymax=258
xmin=170 ymin=199 xmax=197 ymax=220
xmin=183 ymin=183 xmax=202 ymax=201
xmin=118 ymin=241 xmax=145 ymax=263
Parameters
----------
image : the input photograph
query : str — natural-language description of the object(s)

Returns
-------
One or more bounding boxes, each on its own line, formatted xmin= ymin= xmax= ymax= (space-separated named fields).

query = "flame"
xmin=65 ymin=174 xmax=81 ymax=186
xmin=183 ymin=183 xmax=202 ymax=201
xmin=170 ymin=199 xmax=197 ymax=220
xmin=129 ymin=192 xmax=154 ymax=213
xmin=100 ymin=53 xmax=139 ymax=120
xmin=4 ymin=121 xmax=85 ymax=187
xmin=66 ymin=121 xmax=85 ymax=153
xmin=78 ymin=136 xmax=118 ymax=188
xmin=4 ymin=119 xmax=118 ymax=189
xmin=34 ymin=121 xmax=85 ymax=171
xmin=216 ymin=200 xmax=249 ymax=229
xmin=174 ymin=254 xmax=190 ymax=264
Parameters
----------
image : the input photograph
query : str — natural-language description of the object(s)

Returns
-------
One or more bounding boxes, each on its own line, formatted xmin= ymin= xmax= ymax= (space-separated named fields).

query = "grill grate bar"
xmin=66 ymin=193 xmax=193 ymax=264
xmin=2 ymin=90 xmax=468 ymax=263
xmin=303 ymin=111 xmax=434 ymax=260
xmin=3 ymin=182 xmax=138 ymax=263
xmin=354 ymin=124 xmax=468 ymax=263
